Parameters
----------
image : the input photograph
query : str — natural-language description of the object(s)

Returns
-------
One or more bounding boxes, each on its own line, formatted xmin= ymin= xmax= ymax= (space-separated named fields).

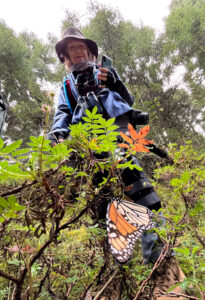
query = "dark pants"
xmin=121 ymin=156 xmax=165 ymax=264
xmin=95 ymin=114 xmax=166 ymax=264
xmin=94 ymin=154 xmax=165 ymax=264
xmin=141 ymin=212 xmax=165 ymax=264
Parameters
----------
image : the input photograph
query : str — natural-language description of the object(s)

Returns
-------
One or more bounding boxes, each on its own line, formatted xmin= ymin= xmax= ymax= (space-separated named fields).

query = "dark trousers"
xmin=94 ymin=112 xmax=166 ymax=263
xmin=94 ymin=154 xmax=165 ymax=264
xmin=121 ymin=156 xmax=164 ymax=264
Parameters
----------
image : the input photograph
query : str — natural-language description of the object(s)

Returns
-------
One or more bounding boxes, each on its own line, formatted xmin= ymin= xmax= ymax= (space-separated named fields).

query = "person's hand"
xmin=98 ymin=67 xmax=116 ymax=89
xmin=50 ymin=137 xmax=64 ymax=147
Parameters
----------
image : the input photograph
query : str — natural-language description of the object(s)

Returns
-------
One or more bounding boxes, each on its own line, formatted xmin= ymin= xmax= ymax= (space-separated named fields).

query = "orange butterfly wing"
xmin=106 ymin=197 xmax=155 ymax=263
xmin=107 ymin=201 xmax=143 ymax=263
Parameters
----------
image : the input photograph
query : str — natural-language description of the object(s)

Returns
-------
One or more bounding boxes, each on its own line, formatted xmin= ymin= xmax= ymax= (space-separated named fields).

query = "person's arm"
xmin=48 ymin=86 xmax=73 ymax=145
xmin=98 ymin=67 xmax=134 ymax=106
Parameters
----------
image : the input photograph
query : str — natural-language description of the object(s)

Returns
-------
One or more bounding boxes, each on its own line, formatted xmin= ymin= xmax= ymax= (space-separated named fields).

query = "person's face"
xmin=66 ymin=40 xmax=89 ymax=65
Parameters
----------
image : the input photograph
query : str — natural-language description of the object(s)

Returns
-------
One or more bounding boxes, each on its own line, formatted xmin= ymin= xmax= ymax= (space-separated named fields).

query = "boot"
xmin=152 ymin=257 xmax=186 ymax=300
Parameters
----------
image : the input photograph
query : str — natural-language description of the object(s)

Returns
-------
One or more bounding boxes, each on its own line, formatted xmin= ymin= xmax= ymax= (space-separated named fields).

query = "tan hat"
xmin=55 ymin=27 xmax=98 ymax=63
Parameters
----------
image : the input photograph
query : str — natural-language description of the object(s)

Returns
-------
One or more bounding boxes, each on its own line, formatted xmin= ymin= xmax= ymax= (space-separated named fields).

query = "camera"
xmin=129 ymin=110 xmax=149 ymax=126
xmin=74 ymin=66 xmax=104 ymax=115
xmin=74 ymin=66 xmax=98 ymax=97
xmin=134 ymin=111 xmax=149 ymax=125
xmin=78 ymin=92 xmax=104 ymax=114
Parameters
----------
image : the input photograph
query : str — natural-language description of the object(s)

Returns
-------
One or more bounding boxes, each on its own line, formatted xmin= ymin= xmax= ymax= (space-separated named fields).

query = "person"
xmin=48 ymin=27 xmax=185 ymax=299
xmin=49 ymin=27 xmax=134 ymax=145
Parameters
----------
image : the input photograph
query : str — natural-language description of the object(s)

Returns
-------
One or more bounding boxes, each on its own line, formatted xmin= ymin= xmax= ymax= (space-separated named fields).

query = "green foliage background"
xmin=0 ymin=107 xmax=204 ymax=299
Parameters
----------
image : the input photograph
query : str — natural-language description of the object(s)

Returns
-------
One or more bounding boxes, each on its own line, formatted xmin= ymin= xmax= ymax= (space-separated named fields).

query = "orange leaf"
xmin=128 ymin=124 xmax=140 ymax=141
xmin=118 ymin=143 xmax=130 ymax=149
xmin=120 ymin=131 xmax=133 ymax=144
xmin=140 ymin=138 xmax=154 ymax=145
xmin=21 ymin=245 xmax=36 ymax=253
xmin=132 ymin=143 xmax=149 ymax=152
xmin=138 ymin=125 xmax=150 ymax=138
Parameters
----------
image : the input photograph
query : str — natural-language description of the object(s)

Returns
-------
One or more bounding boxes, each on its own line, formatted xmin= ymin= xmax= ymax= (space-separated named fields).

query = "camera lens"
xmin=136 ymin=113 xmax=149 ymax=125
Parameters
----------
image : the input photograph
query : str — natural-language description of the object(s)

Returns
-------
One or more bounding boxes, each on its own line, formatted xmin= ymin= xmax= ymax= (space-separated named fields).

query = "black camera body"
xmin=78 ymin=92 xmax=104 ymax=115
xmin=74 ymin=66 xmax=104 ymax=115
xmin=133 ymin=110 xmax=149 ymax=125
xmin=74 ymin=66 xmax=99 ymax=96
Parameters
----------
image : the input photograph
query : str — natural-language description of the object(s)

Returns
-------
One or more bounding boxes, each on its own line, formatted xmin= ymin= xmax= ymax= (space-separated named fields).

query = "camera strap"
xmin=63 ymin=76 xmax=78 ymax=114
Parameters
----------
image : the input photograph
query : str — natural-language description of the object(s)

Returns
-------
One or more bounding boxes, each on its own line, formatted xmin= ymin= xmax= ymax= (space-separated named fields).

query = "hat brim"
xmin=55 ymin=36 xmax=98 ymax=63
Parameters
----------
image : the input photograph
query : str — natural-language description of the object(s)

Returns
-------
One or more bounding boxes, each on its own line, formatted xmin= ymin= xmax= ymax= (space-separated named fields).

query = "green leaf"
xmin=50 ymin=142 xmax=73 ymax=158
xmin=116 ymin=159 xmax=142 ymax=171
xmin=7 ymin=195 xmax=16 ymax=205
xmin=107 ymin=125 xmax=119 ymax=131
xmin=0 ymin=197 xmax=9 ymax=208
xmin=60 ymin=166 xmax=74 ymax=176
xmin=107 ymin=136 xmax=117 ymax=141
xmin=12 ymin=203 xmax=25 ymax=211
xmin=92 ymin=129 xmax=105 ymax=134
xmin=97 ymin=134 xmax=107 ymax=140
xmin=0 ymin=216 xmax=5 ymax=223
xmin=1 ymin=140 xmax=22 ymax=154
xmin=12 ymin=148 xmax=31 ymax=157
xmin=173 ymin=247 xmax=190 ymax=256
xmin=65 ymin=275 xmax=78 ymax=283
xmin=82 ymin=117 xmax=91 ymax=123
xmin=91 ymin=124 xmax=104 ymax=129
xmin=167 ymin=282 xmax=181 ymax=292
xmin=93 ymin=120 xmax=103 ymax=125
xmin=5 ymin=212 xmax=18 ymax=218
xmin=85 ymin=109 xmax=92 ymax=119
xmin=192 ymin=246 xmax=199 ymax=256
xmin=75 ymin=172 xmax=88 ymax=178
xmin=92 ymin=106 xmax=98 ymax=115
xmin=30 ymin=136 xmax=41 ymax=143
xmin=0 ymin=163 xmax=32 ymax=181
xmin=179 ymin=279 xmax=191 ymax=290
xmin=106 ymin=118 xmax=115 ymax=127
xmin=0 ymin=138 xmax=4 ymax=149
xmin=189 ymin=201 xmax=204 ymax=216
xmin=172 ymin=215 xmax=181 ymax=222
xmin=98 ymin=118 xmax=107 ymax=127
xmin=170 ymin=178 xmax=181 ymax=187
xmin=7 ymin=259 xmax=23 ymax=266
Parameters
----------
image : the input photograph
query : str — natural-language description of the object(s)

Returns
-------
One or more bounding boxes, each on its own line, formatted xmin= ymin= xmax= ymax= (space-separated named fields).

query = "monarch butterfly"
xmin=106 ymin=197 xmax=155 ymax=263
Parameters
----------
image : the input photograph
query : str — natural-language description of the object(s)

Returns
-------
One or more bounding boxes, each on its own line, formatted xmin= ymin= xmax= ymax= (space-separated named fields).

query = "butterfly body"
xmin=106 ymin=197 xmax=155 ymax=263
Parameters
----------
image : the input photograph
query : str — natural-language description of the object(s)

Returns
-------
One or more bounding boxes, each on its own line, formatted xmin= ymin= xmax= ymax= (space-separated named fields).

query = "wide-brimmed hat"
xmin=55 ymin=27 xmax=98 ymax=63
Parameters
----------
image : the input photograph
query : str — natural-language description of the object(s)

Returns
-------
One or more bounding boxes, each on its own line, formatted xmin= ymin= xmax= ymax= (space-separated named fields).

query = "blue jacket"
xmin=48 ymin=67 xmax=134 ymax=140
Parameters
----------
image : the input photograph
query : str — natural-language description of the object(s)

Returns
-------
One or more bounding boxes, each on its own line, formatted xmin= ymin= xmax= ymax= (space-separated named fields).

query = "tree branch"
xmin=59 ymin=206 xmax=88 ymax=231
xmin=133 ymin=244 xmax=170 ymax=300
xmin=93 ymin=269 xmax=119 ymax=300
xmin=194 ymin=228 xmax=205 ymax=249
xmin=0 ymin=270 xmax=20 ymax=285
xmin=161 ymin=291 xmax=199 ymax=300
xmin=14 ymin=206 xmax=88 ymax=298
xmin=0 ymin=158 xmax=71 ymax=198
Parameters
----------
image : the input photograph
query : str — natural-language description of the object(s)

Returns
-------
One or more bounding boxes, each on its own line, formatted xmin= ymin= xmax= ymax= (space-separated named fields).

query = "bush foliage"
xmin=0 ymin=108 xmax=204 ymax=299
